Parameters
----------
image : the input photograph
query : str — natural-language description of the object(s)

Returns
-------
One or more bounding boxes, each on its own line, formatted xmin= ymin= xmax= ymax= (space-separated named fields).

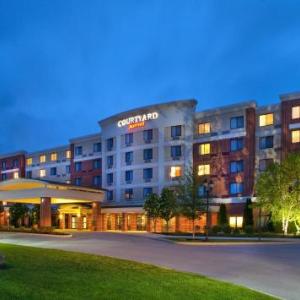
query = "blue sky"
xmin=0 ymin=0 xmax=300 ymax=153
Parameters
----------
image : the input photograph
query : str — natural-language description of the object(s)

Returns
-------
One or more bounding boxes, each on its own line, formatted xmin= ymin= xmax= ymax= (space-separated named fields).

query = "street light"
xmin=203 ymin=179 xmax=214 ymax=241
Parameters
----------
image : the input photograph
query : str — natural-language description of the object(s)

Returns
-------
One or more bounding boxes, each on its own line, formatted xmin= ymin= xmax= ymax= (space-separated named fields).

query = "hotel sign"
xmin=117 ymin=112 xmax=159 ymax=129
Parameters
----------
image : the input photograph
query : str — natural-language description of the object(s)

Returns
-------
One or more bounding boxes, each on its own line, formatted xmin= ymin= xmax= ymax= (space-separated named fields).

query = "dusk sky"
xmin=1 ymin=0 xmax=300 ymax=153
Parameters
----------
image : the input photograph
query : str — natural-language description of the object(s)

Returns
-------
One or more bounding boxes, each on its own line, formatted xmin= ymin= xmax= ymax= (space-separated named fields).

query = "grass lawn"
xmin=0 ymin=244 xmax=275 ymax=300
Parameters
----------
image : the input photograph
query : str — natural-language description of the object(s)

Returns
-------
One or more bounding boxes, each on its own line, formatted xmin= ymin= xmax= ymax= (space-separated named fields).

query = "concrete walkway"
xmin=1 ymin=231 xmax=300 ymax=300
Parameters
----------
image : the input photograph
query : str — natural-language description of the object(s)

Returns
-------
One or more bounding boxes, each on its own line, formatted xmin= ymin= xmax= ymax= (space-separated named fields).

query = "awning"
xmin=0 ymin=178 xmax=105 ymax=204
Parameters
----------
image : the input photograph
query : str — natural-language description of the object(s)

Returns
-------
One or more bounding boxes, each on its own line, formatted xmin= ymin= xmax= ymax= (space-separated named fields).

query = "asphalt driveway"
xmin=1 ymin=232 xmax=299 ymax=300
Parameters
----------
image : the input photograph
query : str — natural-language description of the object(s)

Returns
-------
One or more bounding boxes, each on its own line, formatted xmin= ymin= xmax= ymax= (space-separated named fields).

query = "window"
xmin=230 ymin=138 xmax=244 ymax=151
xmin=143 ymin=187 xmax=153 ymax=199
xmin=107 ymin=173 xmax=113 ymax=185
xmin=199 ymin=143 xmax=210 ymax=155
xmin=75 ymin=146 xmax=82 ymax=156
xmin=291 ymin=130 xmax=300 ymax=143
xmin=259 ymin=113 xmax=274 ymax=127
xmin=143 ymin=129 xmax=153 ymax=143
xmin=230 ymin=160 xmax=244 ymax=173
xmin=26 ymin=171 xmax=32 ymax=179
xmin=198 ymin=185 xmax=205 ymax=197
xmin=40 ymin=155 xmax=46 ymax=163
xmin=66 ymin=150 xmax=71 ymax=159
xmin=198 ymin=164 xmax=210 ymax=176
xmin=229 ymin=216 xmax=243 ymax=228
xmin=1 ymin=161 xmax=6 ymax=170
xmin=93 ymin=159 xmax=101 ymax=169
xmin=93 ymin=142 xmax=101 ymax=153
xmin=107 ymin=138 xmax=114 ymax=151
xmin=13 ymin=172 xmax=19 ymax=179
xmin=66 ymin=165 xmax=70 ymax=174
xmin=93 ymin=176 xmax=101 ymax=187
xmin=125 ymin=170 xmax=133 ymax=183
xmin=170 ymin=166 xmax=182 ymax=178
xmin=143 ymin=168 xmax=153 ymax=181
xmin=259 ymin=136 xmax=273 ymax=149
xmin=198 ymin=122 xmax=211 ymax=134
xmin=107 ymin=190 xmax=113 ymax=201
xmin=1 ymin=173 xmax=7 ymax=181
xmin=125 ymin=151 xmax=133 ymax=165
xmin=107 ymin=155 xmax=113 ymax=168
xmin=75 ymin=162 xmax=82 ymax=172
xmin=171 ymin=125 xmax=182 ymax=139
xmin=259 ymin=159 xmax=273 ymax=171
xmin=125 ymin=133 xmax=133 ymax=146
xmin=50 ymin=152 xmax=57 ymax=161
xmin=12 ymin=159 xmax=18 ymax=168
xmin=230 ymin=116 xmax=244 ymax=129
xmin=39 ymin=169 xmax=46 ymax=177
xmin=171 ymin=145 xmax=182 ymax=159
xmin=125 ymin=188 xmax=133 ymax=200
xmin=26 ymin=158 xmax=32 ymax=166
xmin=50 ymin=167 xmax=57 ymax=176
xmin=230 ymin=182 xmax=243 ymax=195
xmin=143 ymin=148 xmax=153 ymax=161
xmin=292 ymin=106 xmax=300 ymax=119
xmin=75 ymin=178 xmax=82 ymax=186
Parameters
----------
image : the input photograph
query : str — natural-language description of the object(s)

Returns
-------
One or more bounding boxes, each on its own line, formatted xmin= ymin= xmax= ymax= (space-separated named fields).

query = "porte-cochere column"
xmin=40 ymin=197 xmax=52 ymax=228
xmin=91 ymin=202 xmax=101 ymax=231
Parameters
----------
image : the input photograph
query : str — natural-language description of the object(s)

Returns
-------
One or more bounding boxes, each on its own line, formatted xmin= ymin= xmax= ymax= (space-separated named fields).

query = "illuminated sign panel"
xmin=117 ymin=112 xmax=159 ymax=129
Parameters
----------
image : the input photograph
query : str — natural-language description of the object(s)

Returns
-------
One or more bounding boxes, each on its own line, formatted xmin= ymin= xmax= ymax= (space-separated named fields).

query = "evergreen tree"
xmin=218 ymin=203 xmax=228 ymax=226
xmin=243 ymin=198 xmax=254 ymax=229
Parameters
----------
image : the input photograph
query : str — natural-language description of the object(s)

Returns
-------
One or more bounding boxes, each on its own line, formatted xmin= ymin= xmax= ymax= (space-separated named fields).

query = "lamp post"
xmin=204 ymin=179 xmax=214 ymax=242
xmin=6 ymin=211 xmax=10 ymax=231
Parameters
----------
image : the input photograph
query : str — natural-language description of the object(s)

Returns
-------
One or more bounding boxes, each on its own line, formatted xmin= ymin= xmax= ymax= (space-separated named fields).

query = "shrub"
xmin=221 ymin=224 xmax=231 ymax=234
xmin=211 ymin=225 xmax=221 ymax=234
xmin=244 ymin=225 xmax=254 ymax=234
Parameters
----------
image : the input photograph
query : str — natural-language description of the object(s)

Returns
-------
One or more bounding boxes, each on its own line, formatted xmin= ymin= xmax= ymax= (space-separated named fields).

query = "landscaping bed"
xmin=0 ymin=227 xmax=70 ymax=236
xmin=0 ymin=243 xmax=275 ymax=300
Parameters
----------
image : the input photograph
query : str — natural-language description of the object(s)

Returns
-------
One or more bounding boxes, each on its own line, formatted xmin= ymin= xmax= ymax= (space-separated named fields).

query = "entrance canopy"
xmin=0 ymin=178 xmax=105 ymax=204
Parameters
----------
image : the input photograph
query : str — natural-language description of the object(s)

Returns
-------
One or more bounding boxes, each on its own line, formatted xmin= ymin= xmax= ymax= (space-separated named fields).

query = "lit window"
xmin=292 ymin=106 xmax=300 ymax=119
xmin=26 ymin=158 xmax=32 ymax=166
xmin=229 ymin=216 xmax=243 ymax=228
xmin=259 ymin=113 xmax=274 ymax=127
xmin=170 ymin=166 xmax=182 ymax=178
xmin=291 ymin=130 xmax=300 ymax=143
xmin=125 ymin=188 xmax=133 ymax=200
xmin=199 ymin=143 xmax=210 ymax=155
xmin=50 ymin=152 xmax=57 ymax=161
xmin=39 ymin=169 xmax=46 ymax=177
xmin=198 ymin=164 xmax=210 ymax=176
xmin=13 ymin=172 xmax=19 ymax=179
xmin=66 ymin=150 xmax=71 ymax=159
xmin=198 ymin=122 xmax=211 ymax=134
xmin=40 ymin=155 xmax=46 ymax=163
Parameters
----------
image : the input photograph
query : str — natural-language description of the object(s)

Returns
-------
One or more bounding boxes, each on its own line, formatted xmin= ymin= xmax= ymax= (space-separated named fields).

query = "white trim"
xmin=289 ymin=123 xmax=300 ymax=130
xmin=194 ymin=130 xmax=246 ymax=143
xmin=0 ymin=168 xmax=19 ymax=174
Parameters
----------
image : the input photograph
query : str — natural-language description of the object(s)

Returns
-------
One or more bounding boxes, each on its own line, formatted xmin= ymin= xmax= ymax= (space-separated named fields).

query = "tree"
xmin=243 ymin=198 xmax=254 ymax=229
xmin=159 ymin=188 xmax=177 ymax=233
xmin=256 ymin=154 xmax=300 ymax=235
xmin=143 ymin=193 xmax=160 ymax=233
xmin=30 ymin=205 xmax=40 ymax=226
xmin=218 ymin=204 xmax=228 ymax=226
xmin=9 ymin=204 xmax=29 ymax=227
xmin=177 ymin=168 xmax=204 ymax=239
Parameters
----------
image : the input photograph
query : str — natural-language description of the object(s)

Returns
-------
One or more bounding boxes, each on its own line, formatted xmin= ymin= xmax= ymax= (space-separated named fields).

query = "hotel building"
xmin=1 ymin=91 xmax=300 ymax=232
